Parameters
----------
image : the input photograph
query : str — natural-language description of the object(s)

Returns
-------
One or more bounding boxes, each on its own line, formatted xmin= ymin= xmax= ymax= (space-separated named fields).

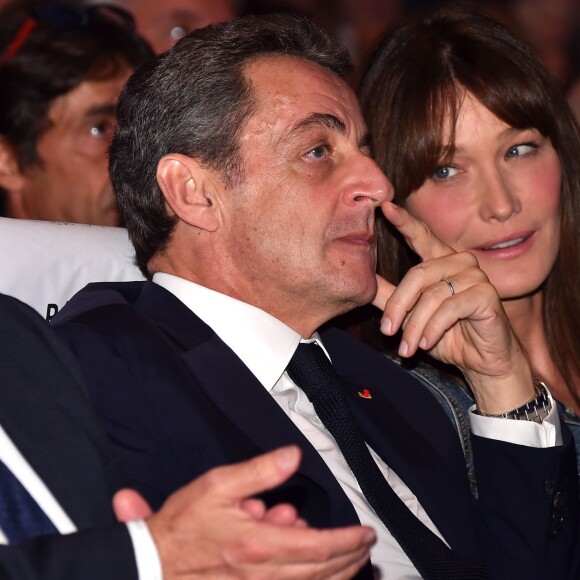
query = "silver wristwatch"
xmin=475 ymin=377 xmax=552 ymax=424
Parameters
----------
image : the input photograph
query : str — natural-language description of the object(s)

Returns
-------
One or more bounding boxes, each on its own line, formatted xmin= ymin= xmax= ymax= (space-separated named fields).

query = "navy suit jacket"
xmin=0 ymin=293 xmax=137 ymax=580
xmin=53 ymin=281 xmax=580 ymax=579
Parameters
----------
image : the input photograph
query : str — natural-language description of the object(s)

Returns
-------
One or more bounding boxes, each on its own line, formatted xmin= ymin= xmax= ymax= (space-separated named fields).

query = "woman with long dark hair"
xmin=359 ymin=6 xmax=580 ymax=474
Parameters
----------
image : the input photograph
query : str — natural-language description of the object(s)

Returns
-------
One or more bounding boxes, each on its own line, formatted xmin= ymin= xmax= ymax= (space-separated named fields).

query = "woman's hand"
xmin=373 ymin=202 xmax=534 ymax=414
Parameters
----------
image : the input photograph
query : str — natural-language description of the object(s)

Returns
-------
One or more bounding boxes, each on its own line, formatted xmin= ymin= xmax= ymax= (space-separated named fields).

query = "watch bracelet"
xmin=474 ymin=377 xmax=552 ymax=424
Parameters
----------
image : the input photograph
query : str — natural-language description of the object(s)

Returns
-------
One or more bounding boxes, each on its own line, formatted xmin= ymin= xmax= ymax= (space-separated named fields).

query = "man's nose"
xmin=344 ymin=156 xmax=394 ymax=207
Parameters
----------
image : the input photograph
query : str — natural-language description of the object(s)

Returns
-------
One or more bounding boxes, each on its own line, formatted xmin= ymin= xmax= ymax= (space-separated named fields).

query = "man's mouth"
xmin=337 ymin=231 xmax=375 ymax=244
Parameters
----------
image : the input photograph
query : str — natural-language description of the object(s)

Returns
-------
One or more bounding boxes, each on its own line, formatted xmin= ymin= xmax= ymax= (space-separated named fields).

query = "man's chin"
xmin=358 ymin=273 xmax=379 ymax=304
xmin=339 ymin=278 xmax=378 ymax=311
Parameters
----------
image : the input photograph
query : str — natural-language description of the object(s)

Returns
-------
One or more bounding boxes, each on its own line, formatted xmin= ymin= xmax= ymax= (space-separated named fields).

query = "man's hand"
xmin=373 ymin=201 xmax=534 ymax=414
xmin=114 ymin=446 xmax=375 ymax=579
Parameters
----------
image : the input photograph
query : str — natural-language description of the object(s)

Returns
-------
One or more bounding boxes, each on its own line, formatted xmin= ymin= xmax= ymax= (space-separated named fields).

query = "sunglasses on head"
xmin=0 ymin=2 xmax=136 ymax=65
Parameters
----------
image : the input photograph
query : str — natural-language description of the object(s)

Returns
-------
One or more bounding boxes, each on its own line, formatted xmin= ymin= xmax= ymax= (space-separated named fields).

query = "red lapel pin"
xmin=358 ymin=389 xmax=372 ymax=399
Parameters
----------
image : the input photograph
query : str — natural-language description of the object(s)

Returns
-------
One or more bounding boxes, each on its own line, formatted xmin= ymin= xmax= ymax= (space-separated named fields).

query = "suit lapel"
xmin=135 ymin=283 xmax=359 ymax=527
xmin=181 ymin=338 xmax=335 ymax=478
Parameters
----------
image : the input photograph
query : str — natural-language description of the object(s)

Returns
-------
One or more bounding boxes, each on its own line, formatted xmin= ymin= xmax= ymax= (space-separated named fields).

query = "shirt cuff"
xmin=469 ymin=389 xmax=562 ymax=448
xmin=126 ymin=520 xmax=163 ymax=580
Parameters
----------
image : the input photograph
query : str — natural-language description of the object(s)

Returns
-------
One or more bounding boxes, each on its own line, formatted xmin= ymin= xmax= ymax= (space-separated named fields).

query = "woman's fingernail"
xmin=398 ymin=340 xmax=408 ymax=357
xmin=381 ymin=317 xmax=393 ymax=335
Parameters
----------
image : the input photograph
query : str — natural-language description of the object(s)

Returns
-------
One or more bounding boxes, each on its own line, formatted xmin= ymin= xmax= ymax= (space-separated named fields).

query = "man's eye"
xmin=89 ymin=121 xmax=115 ymax=140
xmin=433 ymin=165 xmax=457 ymax=180
xmin=170 ymin=25 xmax=187 ymax=42
xmin=306 ymin=145 xmax=329 ymax=160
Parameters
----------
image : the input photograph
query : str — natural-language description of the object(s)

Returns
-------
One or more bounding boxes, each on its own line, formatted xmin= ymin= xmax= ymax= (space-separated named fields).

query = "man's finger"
xmin=113 ymin=489 xmax=153 ymax=522
xmin=261 ymin=503 xmax=301 ymax=526
xmin=201 ymin=445 xmax=302 ymax=504
xmin=255 ymin=523 xmax=376 ymax=567
xmin=381 ymin=201 xmax=454 ymax=261
xmin=240 ymin=498 xmax=267 ymax=520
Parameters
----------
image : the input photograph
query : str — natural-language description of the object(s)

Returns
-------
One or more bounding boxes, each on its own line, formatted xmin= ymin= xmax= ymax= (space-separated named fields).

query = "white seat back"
xmin=0 ymin=217 xmax=144 ymax=319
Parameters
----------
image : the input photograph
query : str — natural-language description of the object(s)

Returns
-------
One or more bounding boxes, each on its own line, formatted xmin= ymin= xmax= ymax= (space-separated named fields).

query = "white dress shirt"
xmin=0 ymin=421 xmax=162 ymax=580
xmin=154 ymin=272 xmax=561 ymax=579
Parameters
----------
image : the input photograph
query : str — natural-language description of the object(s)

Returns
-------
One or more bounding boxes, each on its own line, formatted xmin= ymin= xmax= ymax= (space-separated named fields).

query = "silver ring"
xmin=444 ymin=278 xmax=455 ymax=296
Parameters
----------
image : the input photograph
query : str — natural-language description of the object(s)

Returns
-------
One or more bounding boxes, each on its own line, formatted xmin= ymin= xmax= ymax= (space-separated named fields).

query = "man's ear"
xmin=157 ymin=153 xmax=220 ymax=232
xmin=0 ymin=138 xmax=26 ymax=195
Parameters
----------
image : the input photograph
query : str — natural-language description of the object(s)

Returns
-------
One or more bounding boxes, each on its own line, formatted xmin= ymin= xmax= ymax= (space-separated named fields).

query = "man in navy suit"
xmin=53 ymin=13 xmax=579 ymax=579
xmin=0 ymin=293 xmax=374 ymax=579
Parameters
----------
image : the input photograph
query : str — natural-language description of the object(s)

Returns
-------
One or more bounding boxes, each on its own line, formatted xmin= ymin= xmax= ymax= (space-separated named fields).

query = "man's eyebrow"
xmin=290 ymin=113 xmax=346 ymax=136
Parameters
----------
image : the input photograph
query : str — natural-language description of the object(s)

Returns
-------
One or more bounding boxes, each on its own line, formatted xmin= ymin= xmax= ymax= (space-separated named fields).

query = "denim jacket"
xmin=389 ymin=354 xmax=580 ymax=495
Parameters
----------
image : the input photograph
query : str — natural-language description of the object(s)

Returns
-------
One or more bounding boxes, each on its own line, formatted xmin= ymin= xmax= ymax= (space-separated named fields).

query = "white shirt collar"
xmin=153 ymin=272 xmax=318 ymax=391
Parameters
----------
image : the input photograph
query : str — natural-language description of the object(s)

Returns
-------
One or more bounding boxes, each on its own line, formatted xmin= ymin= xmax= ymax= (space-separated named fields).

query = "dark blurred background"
xmin=8 ymin=0 xmax=578 ymax=116
xmin=240 ymin=0 xmax=580 ymax=118
xmin=243 ymin=1 xmax=578 ymax=86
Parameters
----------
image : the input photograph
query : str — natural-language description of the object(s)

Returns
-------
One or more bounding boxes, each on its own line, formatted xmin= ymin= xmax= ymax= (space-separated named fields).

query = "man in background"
xmin=0 ymin=0 xmax=152 ymax=226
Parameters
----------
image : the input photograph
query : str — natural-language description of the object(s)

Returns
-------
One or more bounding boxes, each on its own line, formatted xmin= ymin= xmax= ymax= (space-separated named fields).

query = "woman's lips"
xmin=474 ymin=231 xmax=535 ymax=258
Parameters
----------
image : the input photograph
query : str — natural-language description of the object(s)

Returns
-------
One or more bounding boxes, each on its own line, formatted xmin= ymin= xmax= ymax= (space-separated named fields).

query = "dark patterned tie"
xmin=0 ymin=457 xmax=58 ymax=543
xmin=287 ymin=342 xmax=487 ymax=580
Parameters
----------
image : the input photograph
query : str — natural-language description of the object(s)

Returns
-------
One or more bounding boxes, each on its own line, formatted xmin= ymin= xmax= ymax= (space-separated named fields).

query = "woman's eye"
xmin=506 ymin=143 xmax=536 ymax=158
xmin=433 ymin=165 xmax=458 ymax=180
